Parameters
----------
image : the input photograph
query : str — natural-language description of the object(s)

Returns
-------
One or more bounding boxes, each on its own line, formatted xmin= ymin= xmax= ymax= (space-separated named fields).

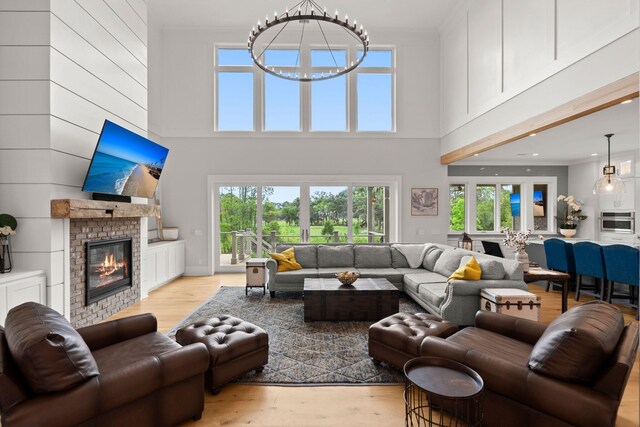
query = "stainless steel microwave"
xmin=599 ymin=211 xmax=635 ymax=233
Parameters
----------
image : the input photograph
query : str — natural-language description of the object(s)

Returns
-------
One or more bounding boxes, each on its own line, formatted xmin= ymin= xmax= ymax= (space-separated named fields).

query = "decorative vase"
xmin=514 ymin=250 xmax=530 ymax=273
xmin=0 ymin=237 xmax=12 ymax=274
xmin=559 ymin=228 xmax=577 ymax=238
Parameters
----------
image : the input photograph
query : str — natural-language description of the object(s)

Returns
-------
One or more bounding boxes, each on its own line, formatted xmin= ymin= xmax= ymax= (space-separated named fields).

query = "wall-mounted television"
xmin=533 ymin=190 xmax=545 ymax=217
xmin=509 ymin=193 xmax=521 ymax=217
xmin=82 ymin=120 xmax=169 ymax=200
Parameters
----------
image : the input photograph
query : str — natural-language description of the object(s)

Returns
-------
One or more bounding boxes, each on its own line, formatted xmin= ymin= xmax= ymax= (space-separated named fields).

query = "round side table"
xmin=404 ymin=357 xmax=484 ymax=427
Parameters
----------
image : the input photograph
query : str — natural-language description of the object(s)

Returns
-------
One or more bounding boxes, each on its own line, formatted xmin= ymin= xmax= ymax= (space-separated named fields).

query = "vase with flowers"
xmin=0 ymin=213 xmax=17 ymax=273
xmin=555 ymin=195 xmax=587 ymax=238
xmin=501 ymin=228 xmax=532 ymax=272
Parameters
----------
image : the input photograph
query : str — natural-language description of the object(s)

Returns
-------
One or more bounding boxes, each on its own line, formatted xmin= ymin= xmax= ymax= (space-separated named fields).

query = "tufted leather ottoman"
xmin=368 ymin=312 xmax=458 ymax=369
xmin=176 ymin=315 xmax=269 ymax=393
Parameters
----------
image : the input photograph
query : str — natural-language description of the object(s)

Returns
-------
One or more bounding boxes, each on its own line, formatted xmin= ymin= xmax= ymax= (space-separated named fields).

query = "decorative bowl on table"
xmin=336 ymin=271 xmax=360 ymax=286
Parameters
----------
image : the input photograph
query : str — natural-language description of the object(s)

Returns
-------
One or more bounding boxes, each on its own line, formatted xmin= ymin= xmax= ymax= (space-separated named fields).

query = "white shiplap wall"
xmin=0 ymin=0 xmax=147 ymax=317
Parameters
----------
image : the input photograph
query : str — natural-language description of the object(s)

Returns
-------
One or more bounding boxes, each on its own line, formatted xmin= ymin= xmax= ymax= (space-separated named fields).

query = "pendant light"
xmin=593 ymin=133 xmax=625 ymax=194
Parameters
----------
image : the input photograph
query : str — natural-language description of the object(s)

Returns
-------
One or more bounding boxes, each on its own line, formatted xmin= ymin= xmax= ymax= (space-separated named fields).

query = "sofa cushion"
xmin=276 ymin=268 xmax=318 ymax=284
xmin=357 ymin=268 xmax=403 ymax=284
xmin=4 ymin=302 xmax=99 ymax=394
xmin=395 ymin=268 xmax=426 ymax=275
xmin=354 ymin=245 xmax=392 ymax=268
xmin=391 ymin=247 xmax=410 ymax=268
xmin=403 ymin=279 xmax=421 ymax=295
xmin=405 ymin=271 xmax=449 ymax=285
xmin=461 ymin=255 xmax=506 ymax=280
xmin=527 ymin=301 xmax=625 ymax=384
xmin=418 ymin=283 xmax=449 ymax=308
xmin=422 ymin=246 xmax=443 ymax=271
xmin=433 ymin=249 xmax=467 ymax=277
xmin=317 ymin=267 xmax=358 ymax=278
xmin=278 ymin=245 xmax=317 ymax=268
xmin=446 ymin=327 xmax=533 ymax=367
xmin=318 ymin=245 xmax=354 ymax=268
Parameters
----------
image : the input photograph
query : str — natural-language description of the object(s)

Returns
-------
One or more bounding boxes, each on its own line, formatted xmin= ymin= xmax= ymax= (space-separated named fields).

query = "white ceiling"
xmin=149 ymin=0 xmax=462 ymax=31
xmin=457 ymin=100 xmax=640 ymax=166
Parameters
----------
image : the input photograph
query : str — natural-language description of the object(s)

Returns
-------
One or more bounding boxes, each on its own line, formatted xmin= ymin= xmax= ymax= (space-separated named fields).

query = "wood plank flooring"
xmin=107 ymin=275 xmax=639 ymax=427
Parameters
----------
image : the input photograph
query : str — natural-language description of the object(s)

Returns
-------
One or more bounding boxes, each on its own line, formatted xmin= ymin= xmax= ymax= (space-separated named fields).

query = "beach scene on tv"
xmin=83 ymin=120 xmax=169 ymax=199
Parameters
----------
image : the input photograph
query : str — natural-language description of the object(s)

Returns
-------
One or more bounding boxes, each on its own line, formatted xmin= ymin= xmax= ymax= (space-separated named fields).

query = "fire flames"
xmin=98 ymin=253 xmax=128 ymax=279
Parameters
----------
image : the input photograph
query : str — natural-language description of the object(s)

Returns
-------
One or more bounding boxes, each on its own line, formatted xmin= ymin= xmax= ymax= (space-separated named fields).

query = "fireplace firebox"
xmin=86 ymin=237 xmax=132 ymax=305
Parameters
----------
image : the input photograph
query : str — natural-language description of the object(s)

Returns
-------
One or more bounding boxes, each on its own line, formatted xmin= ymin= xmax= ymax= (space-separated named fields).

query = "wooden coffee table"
xmin=303 ymin=278 xmax=399 ymax=321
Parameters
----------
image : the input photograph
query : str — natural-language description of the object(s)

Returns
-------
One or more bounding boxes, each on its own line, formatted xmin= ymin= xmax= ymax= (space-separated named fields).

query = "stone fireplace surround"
xmin=69 ymin=218 xmax=141 ymax=328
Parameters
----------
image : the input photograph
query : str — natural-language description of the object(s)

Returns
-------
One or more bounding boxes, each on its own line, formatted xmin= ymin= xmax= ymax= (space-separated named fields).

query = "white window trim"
xmin=448 ymin=176 xmax=558 ymax=235
xmin=208 ymin=174 xmax=402 ymax=274
xmin=214 ymin=44 xmax=396 ymax=134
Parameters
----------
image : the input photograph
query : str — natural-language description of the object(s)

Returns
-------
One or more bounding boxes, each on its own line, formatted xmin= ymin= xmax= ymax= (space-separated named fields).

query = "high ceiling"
xmin=149 ymin=0 xmax=462 ymax=31
xmin=457 ymin=100 xmax=640 ymax=166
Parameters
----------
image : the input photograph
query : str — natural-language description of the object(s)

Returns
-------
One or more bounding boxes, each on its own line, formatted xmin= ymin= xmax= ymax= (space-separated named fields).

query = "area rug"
xmin=167 ymin=286 xmax=423 ymax=385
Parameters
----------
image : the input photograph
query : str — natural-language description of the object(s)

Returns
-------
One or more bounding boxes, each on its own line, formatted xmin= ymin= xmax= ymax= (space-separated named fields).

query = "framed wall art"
xmin=411 ymin=188 xmax=438 ymax=216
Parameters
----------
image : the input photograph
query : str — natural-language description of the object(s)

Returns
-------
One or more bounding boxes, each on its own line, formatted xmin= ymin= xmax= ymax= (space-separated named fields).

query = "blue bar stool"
xmin=573 ymin=242 xmax=607 ymax=301
xmin=603 ymin=245 xmax=639 ymax=318
xmin=543 ymin=238 xmax=575 ymax=292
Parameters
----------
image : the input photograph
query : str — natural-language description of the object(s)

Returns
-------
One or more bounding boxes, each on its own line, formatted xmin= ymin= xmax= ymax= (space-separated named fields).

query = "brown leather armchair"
xmin=422 ymin=304 xmax=638 ymax=427
xmin=0 ymin=303 xmax=209 ymax=427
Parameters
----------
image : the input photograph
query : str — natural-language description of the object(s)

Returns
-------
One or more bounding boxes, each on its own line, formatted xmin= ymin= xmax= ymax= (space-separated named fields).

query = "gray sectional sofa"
xmin=265 ymin=243 xmax=527 ymax=326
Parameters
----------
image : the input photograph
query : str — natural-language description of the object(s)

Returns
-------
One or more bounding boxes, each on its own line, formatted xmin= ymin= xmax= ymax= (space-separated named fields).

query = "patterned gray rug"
xmin=167 ymin=286 xmax=423 ymax=385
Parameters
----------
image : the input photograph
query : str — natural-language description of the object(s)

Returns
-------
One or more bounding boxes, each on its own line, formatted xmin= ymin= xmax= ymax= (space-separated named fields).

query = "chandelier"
xmin=593 ymin=133 xmax=625 ymax=194
xmin=247 ymin=0 xmax=369 ymax=82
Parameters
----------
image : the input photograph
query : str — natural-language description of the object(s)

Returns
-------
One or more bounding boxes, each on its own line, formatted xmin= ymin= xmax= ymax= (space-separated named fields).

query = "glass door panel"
xmin=352 ymin=186 xmax=387 ymax=243
xmin=309 ymin=186 xmax=348 ymax=242
xmin=219 ymin=186 xmax=257 ymax=267
xmin=262 ymin=186 xmax=301 ymax=255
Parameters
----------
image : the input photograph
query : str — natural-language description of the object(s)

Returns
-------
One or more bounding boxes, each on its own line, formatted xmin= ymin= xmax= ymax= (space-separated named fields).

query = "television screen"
xmin=533 ymin=190 xmax=545 ymax=217
xmin=82 ymin=120 xmax=168 ymax=199
xmin=509 ymin=193 xmax=521 ymax=217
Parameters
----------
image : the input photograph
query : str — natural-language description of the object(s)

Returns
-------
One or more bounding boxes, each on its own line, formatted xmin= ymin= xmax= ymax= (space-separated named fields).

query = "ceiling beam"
xmin=440 ymin=72 xmax=639 ymax=165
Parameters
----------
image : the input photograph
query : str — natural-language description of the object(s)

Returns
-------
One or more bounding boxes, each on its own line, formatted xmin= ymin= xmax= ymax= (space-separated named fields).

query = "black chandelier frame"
xmin=247 ymin=0 xmax=369 ymax=82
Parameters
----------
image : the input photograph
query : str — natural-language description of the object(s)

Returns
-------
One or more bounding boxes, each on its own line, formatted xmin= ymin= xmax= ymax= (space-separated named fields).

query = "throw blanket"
xmin=393 ymin=244 xmax=429 ymax=268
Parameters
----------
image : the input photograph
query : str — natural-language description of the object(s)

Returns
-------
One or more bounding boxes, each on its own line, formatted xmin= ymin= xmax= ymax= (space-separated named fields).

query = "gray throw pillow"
xmin=432 ymin=249 xmax=466 ymax=277
xmin=290 ymin=245 xmax=317 ymax=268
xmin=460 ymin=255 xmax=506 ymax=280
xmin=422 ymin=247 xmax=444 ymax=271
xmin=391 ymin=247 xmax=410 ymax=268
xmin=318 ymin=245 xmax=354 ymax=268
xmin=528 ymin=301 xmax=624 ymax=384
xmin=354 ymin=245 xmax=392 ymax=268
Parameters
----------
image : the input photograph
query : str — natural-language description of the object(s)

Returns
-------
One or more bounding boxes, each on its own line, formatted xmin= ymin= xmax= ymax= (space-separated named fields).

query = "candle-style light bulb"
xmin=323 ymin=7 xmax=327 ymax=16
xmin=345 ymin=15 xmax=349 ymax=23
xmin=257 ymin=20 xmax=261 ymax=29
xmin=311 ymin=6 xmax=314 ymax=15
xmin=304 ymin=73 xmax=307 ymax=79
xmin=335 ymin=10 xmax=339 ymax=19
xmin=285 ymin=8 xmax=289 ymax=17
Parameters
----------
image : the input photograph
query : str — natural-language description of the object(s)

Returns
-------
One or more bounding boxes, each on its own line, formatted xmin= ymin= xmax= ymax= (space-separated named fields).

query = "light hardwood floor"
xmin=107 ymin=275 xmax=639 ymax=427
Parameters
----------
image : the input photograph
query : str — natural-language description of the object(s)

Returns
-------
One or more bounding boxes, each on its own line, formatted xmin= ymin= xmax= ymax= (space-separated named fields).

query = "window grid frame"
xmin=214 ymin=45 xmax=396 ymax=134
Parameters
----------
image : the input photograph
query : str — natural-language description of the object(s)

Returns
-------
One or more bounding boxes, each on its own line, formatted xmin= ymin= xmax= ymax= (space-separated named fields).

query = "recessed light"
xmin=473 ymin=153 xmax=479 ymax=157
xmin=620 ymin=99 xmax=633 ymax=104
xmin=532 ymin=153 xmax=539 ymax=156
xmin=529 ymin=133 xmax=537 ymax=137
xmin=480 ymin=167 xmax=485 ymax=170
xmin=516 ymin=153 xmax=528 ymax=156
xmin=526 ymin=168 xmax=531 ymax=172
xmin=494 ymin=173 xmax=499 ymax=176
xmin=591 ymin=153 xmax=598 ymax=156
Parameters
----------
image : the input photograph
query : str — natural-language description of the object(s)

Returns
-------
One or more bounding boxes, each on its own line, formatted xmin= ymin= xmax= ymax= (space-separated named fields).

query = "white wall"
xmin=440 ymin=0 xmax=639 ymax=155
xmin=0 ymin=0 xmax=147 ymax=316
xmin=149 ymin=26 xmax=448 ymax=274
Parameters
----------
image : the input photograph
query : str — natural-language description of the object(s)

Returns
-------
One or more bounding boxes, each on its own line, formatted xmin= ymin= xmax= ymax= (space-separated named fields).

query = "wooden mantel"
xmin=51 ymin=199 xmax=160 ymax=219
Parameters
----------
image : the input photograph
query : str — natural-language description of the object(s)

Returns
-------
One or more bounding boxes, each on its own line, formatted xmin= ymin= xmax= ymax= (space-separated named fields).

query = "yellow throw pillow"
xmin=269 ymin=247 xmax=302 ymax=272
xmin=449 ymin=256 xmax=482 ymax=281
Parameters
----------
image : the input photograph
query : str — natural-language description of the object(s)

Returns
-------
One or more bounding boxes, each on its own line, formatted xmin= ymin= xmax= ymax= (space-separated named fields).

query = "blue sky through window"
xmin=265 ymin=50 xmax=300 ymax=67
xmin=218 ymin=49 xmax=253 ymax=66
xmin=218 ymin=72 xmax=253 ymax=130
xmin=357 ymin=50 xmax=393 ymax=67
xmin=265 ymin=74 xmax=300 ymax=131
xmin=312 ymin=76 xmax=346 ymax=131
xmin=311 ymin=50 xmax=346 ymax=67
xmin=358 ymin=74 xmax=392 ymax=131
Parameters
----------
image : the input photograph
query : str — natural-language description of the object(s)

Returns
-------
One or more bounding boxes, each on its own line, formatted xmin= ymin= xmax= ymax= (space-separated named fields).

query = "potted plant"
xmin=0 ymin=213 xmax=17 ymax=273
xmin=501 ymin=228 xmax=532 ymax=272
xmin=556 ymin=195 xmax=587 ymax=238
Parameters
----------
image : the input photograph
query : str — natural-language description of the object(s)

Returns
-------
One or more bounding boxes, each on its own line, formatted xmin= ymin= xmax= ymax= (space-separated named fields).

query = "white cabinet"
xmin=0 ymin=270 xmax=46 ymax=325
xmin=143 ymin=240 xmax=185 ymax=295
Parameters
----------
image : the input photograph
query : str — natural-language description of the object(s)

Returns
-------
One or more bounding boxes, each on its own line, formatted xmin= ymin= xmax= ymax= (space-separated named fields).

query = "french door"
xmin=212 ymin=176 xmax=399 ymax=272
